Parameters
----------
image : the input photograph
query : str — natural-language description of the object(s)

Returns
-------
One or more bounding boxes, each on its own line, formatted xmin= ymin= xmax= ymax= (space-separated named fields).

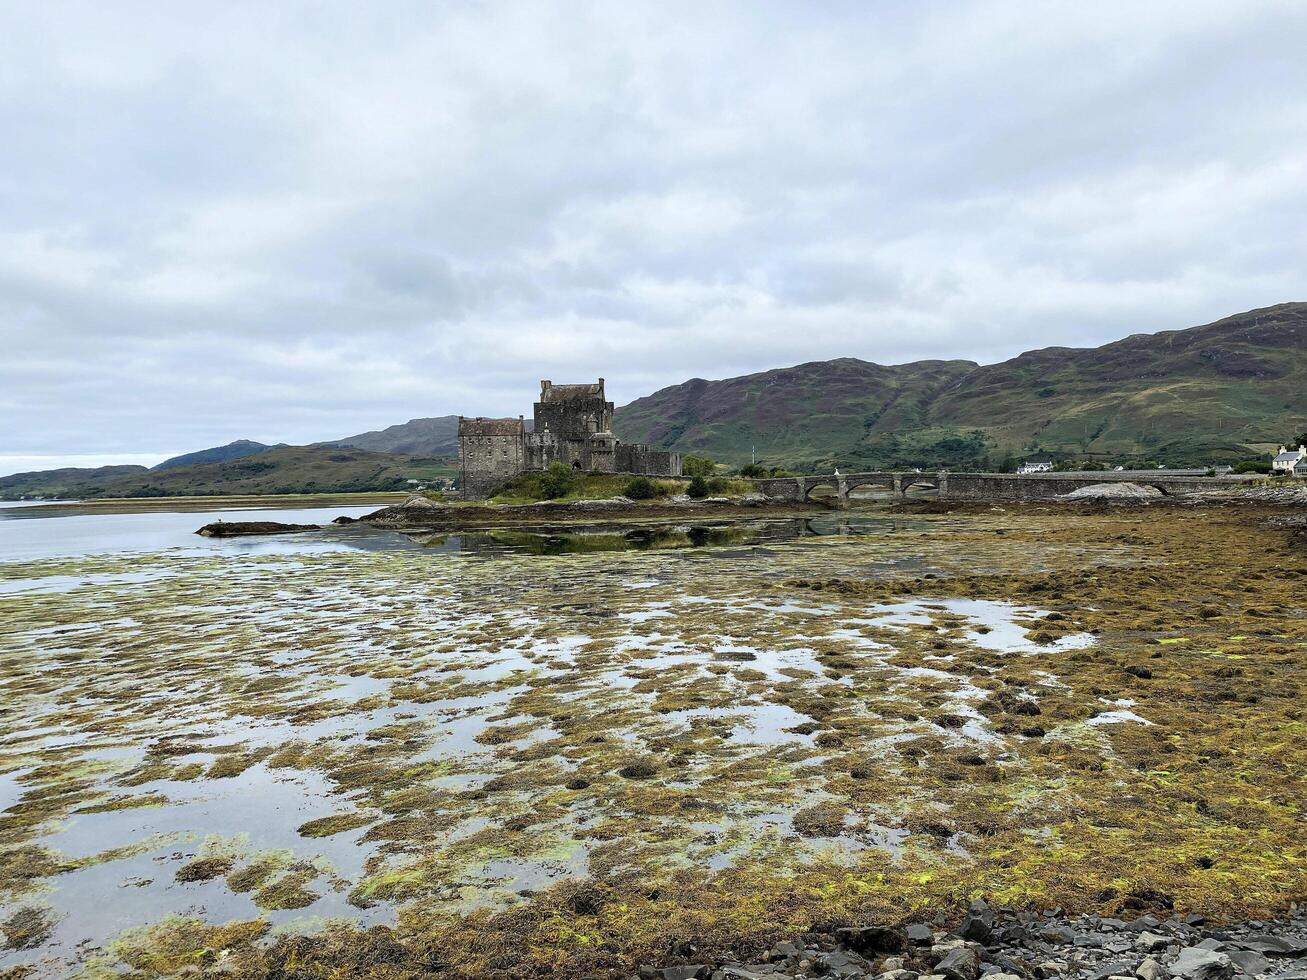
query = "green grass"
xmin=488 ymin=473 xmax=753 ymax=505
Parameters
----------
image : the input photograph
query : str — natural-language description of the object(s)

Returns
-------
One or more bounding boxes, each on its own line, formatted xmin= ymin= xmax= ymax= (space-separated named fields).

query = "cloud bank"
xmin=2 ymin=0 xmax=1305 ymax=471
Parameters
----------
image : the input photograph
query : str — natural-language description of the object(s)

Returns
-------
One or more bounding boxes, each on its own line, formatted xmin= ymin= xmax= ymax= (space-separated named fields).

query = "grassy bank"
xmin=488 ymin=470 xmax=754 ymax=505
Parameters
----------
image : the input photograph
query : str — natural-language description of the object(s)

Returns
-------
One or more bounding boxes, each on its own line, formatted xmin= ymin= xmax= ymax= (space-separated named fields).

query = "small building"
xmin=1272 ymin=445 xmax=1306 ymax=474
xmin=1211 ymin=465 xmax=1233 ymax=476
xmin=1017 ymin=460 xmax=1053 ymax=474
xmin=1295 ymin=457 xmax=1307 ymax=479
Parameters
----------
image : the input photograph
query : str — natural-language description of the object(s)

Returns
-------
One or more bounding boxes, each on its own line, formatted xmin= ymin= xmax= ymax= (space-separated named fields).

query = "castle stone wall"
xmin=615 ymin=444 xmax=682 ymax=477
xmin=459 ymin=380 xmax=681 ymax=499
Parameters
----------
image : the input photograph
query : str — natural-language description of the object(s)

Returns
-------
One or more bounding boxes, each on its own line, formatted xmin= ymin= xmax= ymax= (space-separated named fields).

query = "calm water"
xmin=0 ymin=501 xmax=385 ymax=562
xmin=0 ymin=500 xmax=925 ymax=563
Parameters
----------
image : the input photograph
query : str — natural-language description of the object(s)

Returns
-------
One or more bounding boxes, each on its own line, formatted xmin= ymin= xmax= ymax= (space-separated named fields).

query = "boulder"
xmin=400 ymin=493 xmax=439 ymax=509
xmin=1169 ymin=948 xmax=1234 ymax=980
xmin=1137 ymin=933 xmax=1172 ymax=953
xmin=1226 ymin=950 xmax=1270 ymax=976
xmin=1233 ymin=936 xmax=1307 ymax=956
xmin=195 ymin=521 xmax=319 ymax=537
xmin=936 ymin=948 xmax=980 ymax=980
xmin=906 ymin=924 xmax=935 ymax=945
xmin=838 ymin=926 xmax=907 ymax=955
xmin=960 ymin=910 xmax=995 ymax=942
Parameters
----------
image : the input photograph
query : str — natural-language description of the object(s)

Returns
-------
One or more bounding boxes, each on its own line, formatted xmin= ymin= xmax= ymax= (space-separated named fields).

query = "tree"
xmin=682 ymin=454 xmax=716 ymax=478
xmin=1233 ymin=459 xmax=1271 ymax=474
xmin=1291 ymin=432 xmax=1307 ymax=449
xmin=686 ymin=475 xmax=709 ymax=498
xmin=738 ymin=463 xmax=768 ymax=478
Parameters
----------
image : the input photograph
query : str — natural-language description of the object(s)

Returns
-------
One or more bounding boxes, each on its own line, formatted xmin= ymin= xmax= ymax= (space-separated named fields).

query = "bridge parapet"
xmin=748 ymin=470 xmax=1253 ymax=505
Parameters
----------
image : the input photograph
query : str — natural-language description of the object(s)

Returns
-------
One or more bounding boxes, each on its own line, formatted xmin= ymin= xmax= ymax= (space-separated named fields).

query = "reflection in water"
xmin=404 ymin=516 xmax=919 ymax=556
xmin=0 ymin=503 xmax=919 ymax=563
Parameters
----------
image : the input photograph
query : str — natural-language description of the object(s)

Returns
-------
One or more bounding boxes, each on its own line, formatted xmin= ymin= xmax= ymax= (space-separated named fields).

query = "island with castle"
xmin=457 ymin=379 xmax=681 ymax=499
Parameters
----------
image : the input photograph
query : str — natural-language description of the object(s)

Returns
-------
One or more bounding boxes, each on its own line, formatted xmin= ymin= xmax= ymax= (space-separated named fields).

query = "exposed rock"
xmin=399 ymin=493 xmax=440 ymax=509
xmin=1233 ymin=936 xmax=1307 ymax=956
xmin=960 ymin=909 xmax=996 ymax=942
xmin=906 ymin=924 xmax=935 ymax=945
xmin=195 ymin=521 xmax=319 ymax=537
xmin=936 ymin=947 xmax=980 ymax=980
xmin=642 ymin=907 xmax=1307 ymax=980
xmin=1225 ymin=950 xmax=1269 ymax=976
xmin=1168 ymin=948 xmax=1233 ymax=980
xmin=642 ymin=966 xmax=708 ymax=980
xmin=1062 ymin=482 xmax=1164 ymax=500
xmin=838 ymin=926 xmax=907 ymax=955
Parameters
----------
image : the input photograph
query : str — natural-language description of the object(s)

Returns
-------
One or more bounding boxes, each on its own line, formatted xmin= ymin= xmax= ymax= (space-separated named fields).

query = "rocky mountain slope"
xmin=614 ymin=303 xmax=1307 ymax=469
xmin=321 ymin=416 xmax=461 ymax=456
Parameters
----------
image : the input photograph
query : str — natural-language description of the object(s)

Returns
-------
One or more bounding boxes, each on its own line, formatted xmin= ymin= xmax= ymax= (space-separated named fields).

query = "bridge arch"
xmin=845 ymin=474 xmax=895 ymax=495
xmin=903 ymin=476 xmax=940 ymax=490
xmin=802 ymin=479 xmax=841 ymax=502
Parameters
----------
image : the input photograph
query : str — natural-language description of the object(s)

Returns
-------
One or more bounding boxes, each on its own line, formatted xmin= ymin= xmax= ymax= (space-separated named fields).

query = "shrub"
xmin=686 ymin=476 xmax=709 ymax=498
xmin=682 ymin=455 xmax=716 ymax=478
xmin=540 ymin=462 xmax=580 ymax=499
xmin=623 ymin=476 xmax=661 ymax=500
xmin=1233 ymin=459 xmax=1271 ymax=475
xmin=738 ymin=463 xmax=768 ymax=478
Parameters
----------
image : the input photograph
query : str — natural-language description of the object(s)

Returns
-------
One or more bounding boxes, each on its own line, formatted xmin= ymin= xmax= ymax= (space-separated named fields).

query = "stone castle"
xmin=457 ymin=379 xmax=682 ymax=499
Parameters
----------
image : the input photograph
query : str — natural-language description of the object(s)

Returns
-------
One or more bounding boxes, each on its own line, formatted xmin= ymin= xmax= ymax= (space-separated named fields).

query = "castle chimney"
xmin=541 ymin=380 xmax=551 ymax=399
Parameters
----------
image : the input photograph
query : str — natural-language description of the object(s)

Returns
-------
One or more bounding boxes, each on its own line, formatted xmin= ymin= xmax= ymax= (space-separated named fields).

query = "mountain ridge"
xmin=613 ymin=302 xmax=1307 ymax=469
xmin=5 ymin=303 xmax=1303 ymax=496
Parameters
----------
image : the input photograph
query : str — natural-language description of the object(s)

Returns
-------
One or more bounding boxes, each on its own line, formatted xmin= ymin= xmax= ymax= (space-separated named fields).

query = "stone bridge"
xmin=751 ymin=470 xmax=1252 ymax=506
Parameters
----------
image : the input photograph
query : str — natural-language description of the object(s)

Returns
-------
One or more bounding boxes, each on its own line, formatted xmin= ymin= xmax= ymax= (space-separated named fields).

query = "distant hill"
xmin=614 ymin=303 xmax=1307 ymax=469
xmin=0 ymin=465 xmax=150 ymax=500
xmin=154 ymin=439 xmax=276 ymax=470
xmin=615 ymin=358 xmax=977 ymax=467
xmin=1 ymin=448 xmax=456 ymax=499
xmin=321 ymin=417 xmax=461 ymax=456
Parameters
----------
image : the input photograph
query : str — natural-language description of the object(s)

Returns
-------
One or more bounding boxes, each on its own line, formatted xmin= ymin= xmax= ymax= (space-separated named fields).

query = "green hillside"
xmin=321 ymin=416 xmax=460 ymax=456
xmin=0 ymin=465 xmax=149 ymax=500
xmin=153 ymin=439 xmax=276 ymax=470
xmin=2 ymin=448 xmax=457 ymax=499
xmin=614 ymin=303 xmax=1307 ymax=470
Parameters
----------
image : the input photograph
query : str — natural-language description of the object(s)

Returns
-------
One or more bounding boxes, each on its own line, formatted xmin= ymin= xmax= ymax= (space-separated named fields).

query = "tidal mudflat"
xmin=0 ymin=502 xmax=1303 ymax=978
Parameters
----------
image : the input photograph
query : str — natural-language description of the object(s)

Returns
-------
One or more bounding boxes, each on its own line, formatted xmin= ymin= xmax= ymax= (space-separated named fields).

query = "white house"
xmin=1295 ymin=457 xmax=1307 ymax=479
xmin=1272 ymin=445 xmax=1306 ymax=474
xmin=1018 ymin=460 xmax=1053 ymax=474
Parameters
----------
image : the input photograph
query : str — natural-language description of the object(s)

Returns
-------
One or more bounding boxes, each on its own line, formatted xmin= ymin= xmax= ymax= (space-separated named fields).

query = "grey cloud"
xmin=2 ymin=0 xmax=1306 ymax=471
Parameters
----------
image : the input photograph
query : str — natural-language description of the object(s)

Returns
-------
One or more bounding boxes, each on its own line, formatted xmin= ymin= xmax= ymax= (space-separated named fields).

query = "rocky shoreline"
xmin=638 ymin=904 xmax=1307 ymax=980
xmin=352 ymin=492 xmax=814 ymax=530
xmin=194 ymin=520 xmax=320 ymax=536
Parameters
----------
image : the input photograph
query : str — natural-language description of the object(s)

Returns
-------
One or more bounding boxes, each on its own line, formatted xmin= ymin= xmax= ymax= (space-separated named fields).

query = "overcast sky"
xmin=3 ymin=1 xmax=1306 ymax=475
